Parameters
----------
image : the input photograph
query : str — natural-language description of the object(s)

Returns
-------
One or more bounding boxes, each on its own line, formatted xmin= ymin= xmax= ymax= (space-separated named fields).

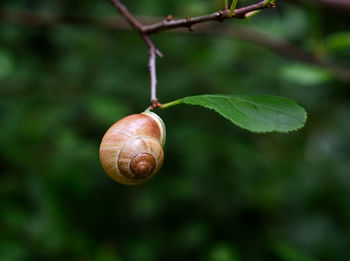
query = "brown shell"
xmin=99 ymin=112 xmax=165 ymax=185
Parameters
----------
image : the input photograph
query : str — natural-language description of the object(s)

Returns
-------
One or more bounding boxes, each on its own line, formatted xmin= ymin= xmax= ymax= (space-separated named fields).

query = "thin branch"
xmin=107 ymin=0 xmax=275 ymax=36
xmin=108 ymin=0 xmax=275 ymax=107
xmin=109 ymin=0 xmax=162 ymax=107
xmin=142 ymin=0 xmax=275 ymax=34
xmin=142 ymin=34 xmax=162 ymax=108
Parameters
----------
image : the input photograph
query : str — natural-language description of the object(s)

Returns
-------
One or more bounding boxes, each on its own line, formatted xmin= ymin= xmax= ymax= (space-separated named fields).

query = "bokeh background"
xmin=1 ymin=0 xmax=350 ymax=260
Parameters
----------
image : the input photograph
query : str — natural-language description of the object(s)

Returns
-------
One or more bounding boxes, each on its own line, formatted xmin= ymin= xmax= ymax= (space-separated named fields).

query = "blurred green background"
xmin=1 ymin=0 xmax=350 ymax=260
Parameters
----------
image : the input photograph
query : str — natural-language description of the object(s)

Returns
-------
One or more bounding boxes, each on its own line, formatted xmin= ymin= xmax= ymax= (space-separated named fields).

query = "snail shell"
xmin=99 ymin=111 xmax=165 ymax=185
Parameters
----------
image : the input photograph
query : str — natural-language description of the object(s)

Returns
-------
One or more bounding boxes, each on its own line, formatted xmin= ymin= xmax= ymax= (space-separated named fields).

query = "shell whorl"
xmin=129 ymin=153 xmax=156 ymax=177
xmin=99 ymin=112 xmax=165 ymax=185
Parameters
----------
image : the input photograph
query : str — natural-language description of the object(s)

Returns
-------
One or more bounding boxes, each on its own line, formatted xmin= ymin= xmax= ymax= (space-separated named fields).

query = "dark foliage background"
xmin=1 ymin=0 xmax=350 ymax=260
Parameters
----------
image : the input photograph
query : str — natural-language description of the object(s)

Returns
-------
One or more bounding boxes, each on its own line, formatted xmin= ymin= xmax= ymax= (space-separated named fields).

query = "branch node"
xmin=166 ymin=14 xmax=173 ymax=21
xmin=185 ymin=17 xmax=194 ymax=31
xmin=151 ymin=99 xmax=161 ymax=109
xmin=215 ymin=10 xmax=225 ymax=22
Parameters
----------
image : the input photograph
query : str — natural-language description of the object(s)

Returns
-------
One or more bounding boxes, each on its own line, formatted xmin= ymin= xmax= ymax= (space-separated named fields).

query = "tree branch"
xmin=108 ymin=0 xmax=275 ymax=107
xmin=142 ymin=34 xmax=162 ymax=108
xmin=109 ymin=0 xmax=162 ymax=108
xmin=141 ymin=0 xmax=275 ymax=34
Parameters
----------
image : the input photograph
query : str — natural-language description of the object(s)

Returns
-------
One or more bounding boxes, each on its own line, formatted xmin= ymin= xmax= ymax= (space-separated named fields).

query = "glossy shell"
xmin=99 ymin=112 xmax=165 ymax=185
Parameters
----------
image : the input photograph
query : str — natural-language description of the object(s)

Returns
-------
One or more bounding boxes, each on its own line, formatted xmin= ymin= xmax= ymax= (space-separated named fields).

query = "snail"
xmin=99 ymin=111 xmax=166 ymax=185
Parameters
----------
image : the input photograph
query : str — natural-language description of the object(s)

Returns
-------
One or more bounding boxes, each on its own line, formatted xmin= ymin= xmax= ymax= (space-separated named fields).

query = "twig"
xmin=109 ymin=0 xmax=275 ymax=107
xmin=142 ymin=34 xmax=163 ymax=108
xmin=110 ymin=0 xmax=163 ymax=108
xmin=142 ymin=1 xmax=275 ymax=34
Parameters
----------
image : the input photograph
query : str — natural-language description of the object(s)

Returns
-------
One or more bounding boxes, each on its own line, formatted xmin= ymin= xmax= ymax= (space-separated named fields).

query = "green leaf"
xmin=179 ymin=94 xmax=307 ymax=133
